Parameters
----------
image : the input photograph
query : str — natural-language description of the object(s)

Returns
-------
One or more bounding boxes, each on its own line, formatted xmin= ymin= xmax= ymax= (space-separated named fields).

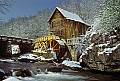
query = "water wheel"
xmin=47 ymin=39 xmax=66 ymax=58
xmin=34 ymin=36 xmax=72 ymax=60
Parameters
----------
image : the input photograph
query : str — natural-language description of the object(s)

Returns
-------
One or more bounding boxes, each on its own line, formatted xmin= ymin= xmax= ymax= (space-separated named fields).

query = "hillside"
xmin=0 ymin=0 xmax=104 ymax=39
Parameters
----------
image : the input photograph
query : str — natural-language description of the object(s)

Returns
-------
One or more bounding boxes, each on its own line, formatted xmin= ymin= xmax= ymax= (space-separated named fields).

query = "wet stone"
xmin=47 ymin=66 xmax=63 ymax=72
xmin=0 ymin=69 xmax=5 ymax=80
xmin=13 ymin=68 xmax=32 ymax=77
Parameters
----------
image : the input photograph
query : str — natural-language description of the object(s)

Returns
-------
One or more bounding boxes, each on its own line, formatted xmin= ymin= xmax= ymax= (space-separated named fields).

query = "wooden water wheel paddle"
xmin=34 ymin=37 xmax=71 ymax=60
xmin=48 ymin=39 xmax=66 ymax=58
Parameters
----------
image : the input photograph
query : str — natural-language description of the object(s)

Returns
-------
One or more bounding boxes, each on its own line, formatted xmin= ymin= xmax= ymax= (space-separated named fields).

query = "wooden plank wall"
xmin=49 ymin=9 xmax=89 ymax=39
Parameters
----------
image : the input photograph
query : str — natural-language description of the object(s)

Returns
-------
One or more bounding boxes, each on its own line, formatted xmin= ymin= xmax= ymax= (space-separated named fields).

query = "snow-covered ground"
xmin=18 ymin=53 xmax=40 ymax=62
xmin=62 ymin=60 xmax=81 ymax=68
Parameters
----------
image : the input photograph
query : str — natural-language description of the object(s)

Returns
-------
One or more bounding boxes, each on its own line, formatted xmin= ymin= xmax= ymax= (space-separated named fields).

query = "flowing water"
xmin=1 ymin=60 xmax=120 ymax=81
xmin=4 ymin=72 xmax=87 ymax=81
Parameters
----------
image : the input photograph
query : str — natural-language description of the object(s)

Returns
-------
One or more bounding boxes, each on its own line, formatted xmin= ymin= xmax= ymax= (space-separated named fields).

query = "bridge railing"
xmin=0 ymin=35 xmax=33 ymax=44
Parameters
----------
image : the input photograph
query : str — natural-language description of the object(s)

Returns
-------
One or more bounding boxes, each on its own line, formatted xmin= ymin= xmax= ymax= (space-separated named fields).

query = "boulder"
xmin=47 ymin=66 xmax=62 ymax=72
xmin=62 ymin=60 xmax=82 ymax=71
xmin=0 ymin=69 xmax=5 ymax=80
xmin=90 ymin=33 xmax=99 ymax=43
xmin=82 ymin=27 xmax=120 ymax=72
xmin=14 ymin=68 xmax=32 ymax=77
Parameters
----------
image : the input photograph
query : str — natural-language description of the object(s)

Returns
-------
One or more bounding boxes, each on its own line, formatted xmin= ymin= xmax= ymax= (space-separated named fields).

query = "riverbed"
xmin=0 ymin=60 xmax=120 ymax=81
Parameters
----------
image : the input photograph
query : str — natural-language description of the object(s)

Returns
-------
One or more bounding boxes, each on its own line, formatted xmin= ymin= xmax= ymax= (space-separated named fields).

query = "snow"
xmin=40 ymin=56 xmax=54 ymax=61
xmin=90 ymin=32 xmax=97 ymax=37
xmin=86 ymin=43 xmax=94 ymax=50
xmin=98 ymin=52 xmax=104 ymax=56
xmin=104 ymin=48 xmax=114 ymax=53
xmin=92 ymin=18 xmax=104 ymax=33
xmin=62 ymin=60 xmax=81 ymax=68
xmin=48 ymin=7 xmax=89 ymax=26
xmin=57 ymin=7 xmax=89 ymax=25
xmin=98 ymin=43 xmax=108 ymax=47
xmin=109 ymin=35 xmax=117 ymax=39
xmin=113 ymin=28 xmax=117 ymax=32
xmin=32 ymin=49 xmax=47 ymax=53
xmin=18 ymin=53 xmax=39 ymax=60
xmin=103 ymin=44 xmax=120 ymax=54
xmin=79 ymin=52 xmax=86 ymax=62
xmin=56 ymin=40 xmax=65 ymax=46
xmin=0 ymin=35 xmax=7 ymax=36
xmin=116 ymin=44 xmax=120 ymax=48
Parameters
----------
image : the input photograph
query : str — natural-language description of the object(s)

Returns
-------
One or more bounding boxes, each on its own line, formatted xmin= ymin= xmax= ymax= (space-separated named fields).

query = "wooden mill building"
xmin=48 ymin=7 xmax=90 ymax=39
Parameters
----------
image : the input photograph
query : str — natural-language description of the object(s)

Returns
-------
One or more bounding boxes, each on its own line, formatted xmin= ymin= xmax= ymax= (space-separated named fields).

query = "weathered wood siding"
xmin=49 ymin=9 xmax=89 ymax=39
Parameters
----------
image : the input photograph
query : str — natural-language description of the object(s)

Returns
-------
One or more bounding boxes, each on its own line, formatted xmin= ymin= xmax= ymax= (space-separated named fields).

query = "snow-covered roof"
xmin=48 ymin=7 xmax=90 ymax=26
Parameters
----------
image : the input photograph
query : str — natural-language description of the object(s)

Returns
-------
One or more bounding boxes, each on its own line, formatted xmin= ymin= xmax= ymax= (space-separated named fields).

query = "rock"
xmin=62 ymin=60 xmax=82 ymax=71
xmin=103 ymin=35 xmax=109 ymax=42
xmin=90 ymin=33 xmax=99 ymax=43
xmin=47 ymin=66 xmax=62 ymax=72
xmin=62 ymin=64 xmax=82 ymax=71
xmin=0 ymin=69 xmax=5 ymax=80
xmin=14 ymin=68 xmax=32 ymax=77
xmin=71 ymin=67 xmax=82 ymax=71
xmin=82 ymin=27 xmax=120 ymax=72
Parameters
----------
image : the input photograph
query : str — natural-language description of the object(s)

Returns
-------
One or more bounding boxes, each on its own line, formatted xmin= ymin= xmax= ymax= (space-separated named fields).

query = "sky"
xmin=0 ymin=0 xmax=64 ymax=22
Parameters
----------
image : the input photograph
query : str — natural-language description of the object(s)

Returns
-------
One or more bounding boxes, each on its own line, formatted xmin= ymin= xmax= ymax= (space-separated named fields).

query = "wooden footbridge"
xmin=0 ymin=35 xmax=33 ymax=57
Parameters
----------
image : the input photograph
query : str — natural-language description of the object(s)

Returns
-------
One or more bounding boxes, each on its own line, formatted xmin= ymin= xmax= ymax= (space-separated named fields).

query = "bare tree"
xmin=59 ymin=0 xmax=105 ymax=24
xmin=0 ymin=0 xmax=13 ymax=14
xmin=0 ymin=0 xmax=105 ymax=38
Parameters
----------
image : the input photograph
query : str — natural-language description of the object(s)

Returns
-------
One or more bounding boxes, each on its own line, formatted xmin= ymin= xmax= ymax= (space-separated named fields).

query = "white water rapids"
xmin=3 ymin=72 xmax=87 ymax=81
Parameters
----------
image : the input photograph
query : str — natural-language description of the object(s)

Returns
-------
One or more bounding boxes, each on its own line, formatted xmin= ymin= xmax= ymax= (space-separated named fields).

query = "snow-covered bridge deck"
xmin=0 ymin=35 xmax=33 ymax=43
